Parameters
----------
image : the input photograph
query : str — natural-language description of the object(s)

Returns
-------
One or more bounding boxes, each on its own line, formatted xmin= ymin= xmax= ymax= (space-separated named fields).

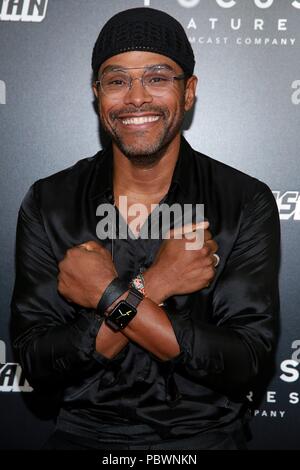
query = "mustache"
xmin=110 ymin=105 xmax=169 ymax=120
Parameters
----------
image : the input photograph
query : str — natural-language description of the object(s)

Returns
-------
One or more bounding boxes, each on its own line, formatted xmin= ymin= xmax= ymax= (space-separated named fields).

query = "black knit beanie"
xmin=91 ymin=8 xmax=195 ymax=77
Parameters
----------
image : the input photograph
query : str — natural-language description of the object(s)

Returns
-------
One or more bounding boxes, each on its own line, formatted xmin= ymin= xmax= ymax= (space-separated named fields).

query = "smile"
xmin=121 ymin=116 xmax=160 ymax=125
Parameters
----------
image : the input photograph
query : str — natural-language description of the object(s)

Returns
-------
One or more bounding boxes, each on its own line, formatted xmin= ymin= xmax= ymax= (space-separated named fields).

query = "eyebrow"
xmin=100 ymin=63 xmax=176 ymax=75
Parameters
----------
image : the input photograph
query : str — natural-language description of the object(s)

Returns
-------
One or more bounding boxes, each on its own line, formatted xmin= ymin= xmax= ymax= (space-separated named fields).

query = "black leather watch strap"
xmin=126 ymin=287 xmax=144 ymax=308
xmin=96 ymin=277 xmax=128 ymax=316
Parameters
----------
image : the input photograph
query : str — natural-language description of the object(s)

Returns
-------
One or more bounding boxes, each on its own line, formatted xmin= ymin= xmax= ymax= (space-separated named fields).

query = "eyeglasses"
xmin=95 ymin=65 xmax=186 ymax=98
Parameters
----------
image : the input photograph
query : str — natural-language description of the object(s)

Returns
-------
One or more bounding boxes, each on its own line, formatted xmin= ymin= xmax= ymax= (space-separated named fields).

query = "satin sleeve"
xmin=165 ymin=183 xmax=280 ymax=390
xmin=11 ymin=185 xmax=124 ymax=389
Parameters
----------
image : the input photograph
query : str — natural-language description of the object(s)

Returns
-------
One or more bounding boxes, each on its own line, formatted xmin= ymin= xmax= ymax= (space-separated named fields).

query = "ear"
xmin=184 ymin=75 xmax=198 ymax=112
xmin=92 ymin=82 xmax=99 ymax=99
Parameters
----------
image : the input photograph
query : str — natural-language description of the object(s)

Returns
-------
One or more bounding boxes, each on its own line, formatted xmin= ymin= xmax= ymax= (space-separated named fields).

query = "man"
xmin=11 ymin=8 xmax=280 ymax=450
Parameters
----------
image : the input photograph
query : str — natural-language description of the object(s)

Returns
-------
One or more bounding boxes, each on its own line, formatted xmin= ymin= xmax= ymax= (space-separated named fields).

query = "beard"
xmin=100 ymin=103 xmax=185 ymax=167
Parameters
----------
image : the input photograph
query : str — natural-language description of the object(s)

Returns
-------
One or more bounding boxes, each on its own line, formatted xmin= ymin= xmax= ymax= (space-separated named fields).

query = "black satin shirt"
xmin=11 ymin=137 xmax=280 ymax=443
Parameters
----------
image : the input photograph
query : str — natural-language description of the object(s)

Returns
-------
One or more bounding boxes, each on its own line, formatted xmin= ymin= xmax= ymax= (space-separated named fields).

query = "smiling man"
xmin=11 ymin=8 xmax=280 ymax=450
xmin=94 ymin=51 xmax=191 ymax=166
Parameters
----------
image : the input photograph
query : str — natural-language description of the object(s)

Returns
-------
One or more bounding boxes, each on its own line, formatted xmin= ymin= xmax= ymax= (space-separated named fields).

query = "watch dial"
xmin=116 ymin=307 xmax=132 ymax=320
xmin=106 ymin=300 xmax=137 ymax=330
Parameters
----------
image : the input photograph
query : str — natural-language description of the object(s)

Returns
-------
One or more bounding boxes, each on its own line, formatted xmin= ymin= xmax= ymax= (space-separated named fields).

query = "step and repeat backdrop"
xmin=0 ymin=0 xmax=299 ymax=450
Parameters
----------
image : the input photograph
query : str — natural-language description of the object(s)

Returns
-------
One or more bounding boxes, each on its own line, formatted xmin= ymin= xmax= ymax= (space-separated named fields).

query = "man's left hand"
xmin=57 ymin=241 xmax=117 ymax=308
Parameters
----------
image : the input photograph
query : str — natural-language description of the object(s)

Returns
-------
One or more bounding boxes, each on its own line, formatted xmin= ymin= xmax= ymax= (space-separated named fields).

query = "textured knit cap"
xmin=91 ymin=7 xmax=195 ymax=77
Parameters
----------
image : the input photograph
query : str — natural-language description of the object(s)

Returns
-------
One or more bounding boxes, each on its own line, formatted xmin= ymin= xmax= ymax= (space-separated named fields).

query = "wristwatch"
xmin=105 ymin=287 xmax=144 ymax=331
xmin=96 ymin=277 xmax=128 ymax=317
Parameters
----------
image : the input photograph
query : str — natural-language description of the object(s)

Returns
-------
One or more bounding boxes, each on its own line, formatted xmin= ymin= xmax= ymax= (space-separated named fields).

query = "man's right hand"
xmin=143 ymin=221 xmax=219 ymax=303
xmin=57 ymin=241 xmax=117 ymax=309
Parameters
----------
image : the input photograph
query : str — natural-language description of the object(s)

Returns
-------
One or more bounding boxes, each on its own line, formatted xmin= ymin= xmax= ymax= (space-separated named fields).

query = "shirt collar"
xmin=89 ymin=144 xmax=114 ymax=201
xmin=90 ymin=135 xmax=193 ymax=201
xmin=170 ymin=135 xmax=194 ymax=198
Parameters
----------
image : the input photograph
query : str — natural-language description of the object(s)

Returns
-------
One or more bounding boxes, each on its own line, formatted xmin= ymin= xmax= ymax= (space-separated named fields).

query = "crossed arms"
xmin=11 ymin=183 xmax=280 ymax=391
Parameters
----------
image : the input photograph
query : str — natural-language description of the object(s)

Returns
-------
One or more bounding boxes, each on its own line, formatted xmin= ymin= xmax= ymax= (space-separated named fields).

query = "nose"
xmin=123 ymin=77 xmax=153 ymax=107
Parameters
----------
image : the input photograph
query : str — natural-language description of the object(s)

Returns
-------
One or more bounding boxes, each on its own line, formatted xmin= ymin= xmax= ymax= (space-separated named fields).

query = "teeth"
xmin=121 ymin=116 xmax=160 ymax=125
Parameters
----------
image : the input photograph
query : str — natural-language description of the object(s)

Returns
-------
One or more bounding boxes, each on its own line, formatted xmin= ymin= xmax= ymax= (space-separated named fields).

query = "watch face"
xmin=106 ymin=300 xmax=137 ymax=331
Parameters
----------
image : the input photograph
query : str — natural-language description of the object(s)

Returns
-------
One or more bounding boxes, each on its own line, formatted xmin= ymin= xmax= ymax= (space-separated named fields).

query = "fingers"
xmin=78 ymin=244 xmax=93 ymax=251
xmin=167 ymin=220 xmax=209 ymax=239
xmin=206 ymin=253 xmax=220 ymax=269
xmin=198 ymin=240 xmax=220 ymax=270
xmin=203 ymin=264 xmax=216 ymax=288
xmin=58 ymin=242 xmax=103 ymax=270
xmin=205 ymin=239 xmax=218 ymax=254
xmin=77 ymin=240 xmax=103 ymax=252
xmin=188 ymin=220 xmax=209 ymax=233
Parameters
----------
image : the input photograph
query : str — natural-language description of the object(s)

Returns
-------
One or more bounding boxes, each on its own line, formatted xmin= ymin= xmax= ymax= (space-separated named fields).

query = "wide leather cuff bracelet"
xmin=96 ymin=277 xmax=128 ymax=317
